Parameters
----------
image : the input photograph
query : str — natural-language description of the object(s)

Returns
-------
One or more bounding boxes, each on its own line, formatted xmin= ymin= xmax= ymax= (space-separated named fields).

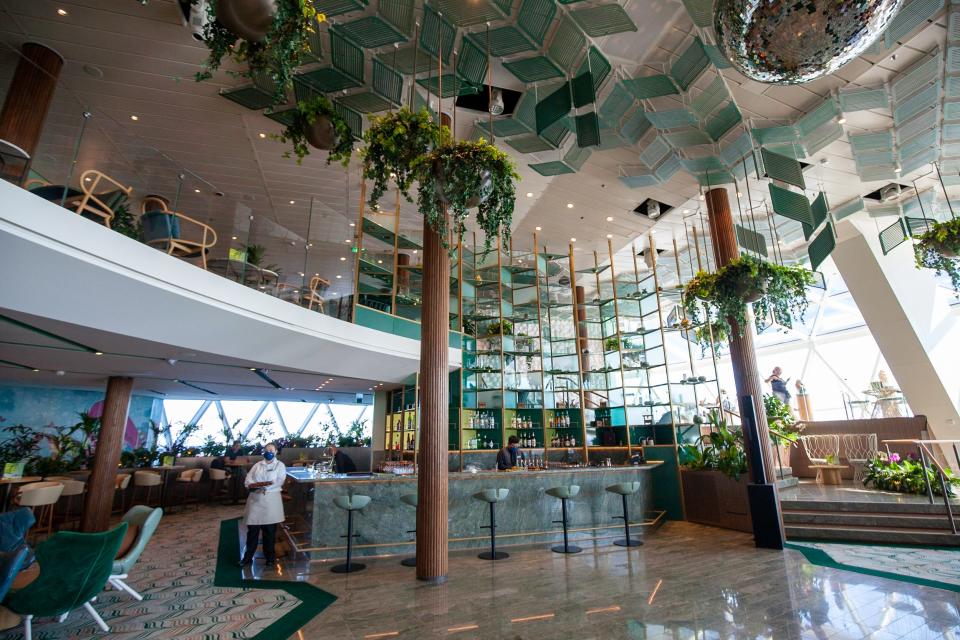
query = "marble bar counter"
xmin=286 ymin=464 xmax=661 ymax=560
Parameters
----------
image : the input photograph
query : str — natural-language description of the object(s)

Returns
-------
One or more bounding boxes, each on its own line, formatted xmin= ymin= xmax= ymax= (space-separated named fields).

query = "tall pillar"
xmin=832 ymin=215 xmax=960 ymax=449
xmin=416 ymin=213 xmax=450 ymax=583
xmin=0 ymin=43 xmax=64 ymax=184
xmin=81 ymin=376 xmax=133 ymax=532
xmin=705 ymin=188 xmax=776 ymax=483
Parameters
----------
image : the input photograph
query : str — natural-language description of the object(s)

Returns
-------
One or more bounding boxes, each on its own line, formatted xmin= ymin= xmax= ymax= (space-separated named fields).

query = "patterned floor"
xmin=0 ymin=505 xmax=301 ymax=640
xmin=788 ymin=540 xmax=960 ymax=592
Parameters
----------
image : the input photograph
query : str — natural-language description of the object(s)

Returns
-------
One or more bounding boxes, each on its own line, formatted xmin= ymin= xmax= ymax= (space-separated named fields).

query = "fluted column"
xmin=416 ymin=212 xmax=450 ymax=583
xmin=705 ymin=188 xmax=776 ymax=484
xmin=0 ymin=43 xmax=63 ymax=184
xmin=81 ymin=376 xmax=133 ymax=532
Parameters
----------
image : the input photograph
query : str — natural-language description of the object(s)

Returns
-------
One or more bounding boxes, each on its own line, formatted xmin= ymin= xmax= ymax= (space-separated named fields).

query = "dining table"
xmin=27 ymin=184 xmax=83 ymax=205
xmin=207 ymin=259 xmax=280 ymax=291
xmin=151 ymin=465 xmax=186 ymax=509
xmin=0 ymin=139 xmax=30 ymax=185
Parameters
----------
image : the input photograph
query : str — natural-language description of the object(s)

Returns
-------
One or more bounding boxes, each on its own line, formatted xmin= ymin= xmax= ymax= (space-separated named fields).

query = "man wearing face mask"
xmin=496 ymin=435 xmax=525 ymax=470
xmin=239 ymin=443 xmax=286 ymax=567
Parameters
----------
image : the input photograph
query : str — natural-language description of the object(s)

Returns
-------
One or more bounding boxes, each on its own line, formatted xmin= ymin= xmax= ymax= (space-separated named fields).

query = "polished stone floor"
xmin=245 ymin=519 xmax=960 ymax=640
xmin=780 ymin=480 xmax=960 ymax=505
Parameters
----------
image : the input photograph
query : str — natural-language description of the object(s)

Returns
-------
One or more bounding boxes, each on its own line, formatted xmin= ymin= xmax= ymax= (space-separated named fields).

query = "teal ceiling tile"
xmin=570 ymin=4 xmax=637 ymax=37
xmin=504 ymin=56 xmax=564 ymax=83
xmin=338 ymin=15 xmax=406 ymax=48
xmin=623 ymin=74 xmax=678 ymax=99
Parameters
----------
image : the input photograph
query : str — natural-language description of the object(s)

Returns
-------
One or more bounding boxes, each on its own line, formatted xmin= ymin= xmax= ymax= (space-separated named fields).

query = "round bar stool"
xmin=472 ymin=488 xmax=509 ymax=561
xmin=331 ymin=495 xmax=370 ymax=574
xmin=399 ymin=493 xmax=418 ymax=568
xmin=113 ymin=474 xmax=132 ymax=514
xmin=545 ymin=485 xmax=581 ymax=554
xmin=133 ymin=471 xmax=162 ymax=507
xmin=16 ymin=481 xmax=64 ymax=541
xmin=174 ymin=469 xmax=203 ymax=510
xmin=606 ymin=482 xmax=643 ymax=547
xmin=208 ymin=468 xmax=228 ymax=502
xmin=45 ymin=477 xmax=85 ymax=530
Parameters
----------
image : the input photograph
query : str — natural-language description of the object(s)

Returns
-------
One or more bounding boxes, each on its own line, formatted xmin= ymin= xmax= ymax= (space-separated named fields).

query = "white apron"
xmin=243 ymin=459 xmax=286 ymax=525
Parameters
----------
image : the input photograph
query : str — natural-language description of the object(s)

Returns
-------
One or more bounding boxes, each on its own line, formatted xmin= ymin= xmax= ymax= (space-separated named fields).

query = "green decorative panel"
xmin=620 ymin=173 xmax=659 ymax=188
xmin=705 ymin=103 xmax=741 ymax=141
xmin=293 ymin=77 xmax=320 ymax=103
xmin=220 ymin=85 xmax=275 ymax=110
xmin=670 ymin=38 xmax=709 ymax=91
xmin=721 ymin=132 xmax=753 ymax=166
xmin=760 ymin=147 xmax=806 ymax=189
xmin=264 ymin=107 xmax=296 ymax=127
xmin=839 ymin=87 xmax=889 ymax=112
xmin=577 ymin=47 xmax=611 ymax=93
xmin=769 ymin=183 xmax=814 ymax=226
xmin=294 ymin=67 xmax=361 ymax=93
xmin=655 ymin=155 xmax=682 ymax=182
xmin=808 ymin=223 xmax=835 ymax=271
xmin=571 ymin=71 xmax=595 ymax=108
xmin=892 ymin=82 xmax=939 ymax=126
xmin=833 ymin=197 xmax=864 ymax=221
xmin=623 ymin=74 xmax=678 ymax=99
xmin=413 ymin=90 xmax=436 ymax=120
xmin=665 ymin=128 xmax=712 ymax=146
xmin=884 ymin=0 xmax=945 ymax=48
xmin=576 ymin=112 xmax=601 ymax=148
xmin=891 ymin=51 xmax=941 ymax=102
xmin=332 ymin=100 xmax=363 ymax=139
xmin=547 ymin=15 xmax=587 ymax=73
xmin=905 ymin=216 xmax=936 ymax=236
xmin=338 ymin=91 xmax=393 ymax=113
xmin=736 ymin=224 xmax=768 ymax=256
xmin=565 ymin=144 xmax=591 ymax=170
xmin=645 ymin=108 xmax=696 ymax=129
xmin=378 ymin=0 xmax=415 ymax=35
xmin=433 ymin=0 xmax=509 ymax=25
xmin=570 ymin=4 xmax=637 ymax=36
xmin=504 ymin=56 xmax=564 ymax=83
xmin=536 ymin=82 xmax=572 ymax=134
xmin=540 ymin=119 xmax=571 ymax=147
xmin=420 ymin=4 xmax=456 ymax=62
xmin=796 ymin=99 xmax=839 ymax=139
xmin=802 ymin=121 xmax=843 ymax=157
xmin=599 ymin=83 xmax=634 ymax=128
xmin=338 ymin=15 xmax=406 ymax=48
xmin=416 ymin=74 xmax=480 ymax=99
xmin=620 ymin=109 xmax=651 ymax=143
xmin=331 ymin=29 xmax=365 ymax=81
xmin=680 ymin=0 xmax=713 ymax=27
xmin=379 ymin=45 xmax=435 ymax=74
xmin=692 ymin=76 xmax=728 ymax=119
xmin=680 ymin=156 xmax=725 ymax=173
xmin=703 ymin=42 xmax=732 ymax=68
xmin=752 ymin=125 xmax=799 ymax=147
xmin=473 ymin=27 xmax=536 ymax=57
xmin=506 ymin=134 xmax=556 ymax=154
xmin=810 ymin=192 xmax=830 ymax=231
xmin=529 ymin=160 xmax=575 ymax=176
xmin=457 ymin=36 xmax=489 ymax=86
xmin=849 ymin=131 xmax=894 ymax=152
xmin=518 ymin=0 xmax=557 ymax=45
xmin=475 ymin=118 xmax=532 ymax=138
xmin=598 ymin=128 xmax=628 ymax=149
xmin=315 ymin=0 xmax=367 ymax=17
xmin=372 ymin=59 xmax=403 ymax=105
xmin=640 ymin=136 xmax=671 ymax=167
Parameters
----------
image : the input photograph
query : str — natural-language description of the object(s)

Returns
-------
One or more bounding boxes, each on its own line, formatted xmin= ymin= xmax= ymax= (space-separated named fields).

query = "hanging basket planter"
xmin=434 ymin=160 xmax=493 ymax=208
xmin=914 ymin=218 xmax=960 ymax=291
xmin=362 ymin=107 xmax=442 ymax=208
xmin=304 ymin=114 xmax=336 ymax=150
xmin=215 ymin=0 xmax=277 ymax=42
xmin=276 ymin=95 xmax=353 ymax=166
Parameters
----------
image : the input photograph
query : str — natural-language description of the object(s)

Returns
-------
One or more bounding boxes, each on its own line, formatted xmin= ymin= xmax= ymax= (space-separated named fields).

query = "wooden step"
xmin=785 ymin=522 xmax=960 ymax=546
xmin=782 ymin=509 xmax=953 ymax=530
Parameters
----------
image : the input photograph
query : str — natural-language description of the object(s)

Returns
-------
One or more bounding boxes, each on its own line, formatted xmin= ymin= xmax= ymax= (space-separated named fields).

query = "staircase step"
xmin=776 ymin=476 xmax=799 ymax=489
xmin=780 ymin=499 xmax=954 ymax=516
xmin=785 ymin=523 xmax=960 ymax=546
xmin=783 ymin=510 xmax=954 ymax=530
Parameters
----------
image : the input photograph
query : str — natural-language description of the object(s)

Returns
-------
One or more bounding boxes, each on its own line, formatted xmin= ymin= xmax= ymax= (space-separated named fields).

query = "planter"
xmin=680 ymin=468 xmax=752 ymax=532
xmin=216 ymin=0 xmax=277 ymax=42
xmin=738 ymin=279 xmax=767 ymax=303
xmin=434 ymin=160 xmax=492 ymax=208
xmin=304 ymin=114 xmax=337 ymax=150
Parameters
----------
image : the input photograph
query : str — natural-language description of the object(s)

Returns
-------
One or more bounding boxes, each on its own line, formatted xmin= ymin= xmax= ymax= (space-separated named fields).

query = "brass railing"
xmin=881 ymin=438 xmax=960 ymax=534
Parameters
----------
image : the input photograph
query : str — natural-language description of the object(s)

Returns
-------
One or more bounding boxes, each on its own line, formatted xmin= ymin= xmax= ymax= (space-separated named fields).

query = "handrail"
xmin=881 ymin=438 xmax=958 ymax=534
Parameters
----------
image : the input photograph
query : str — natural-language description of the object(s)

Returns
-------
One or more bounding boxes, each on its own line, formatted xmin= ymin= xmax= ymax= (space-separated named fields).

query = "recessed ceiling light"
xmin=84 ymin=177 xmax=92 ymax=182
xmin=570 ymin=237 xmax=576 ymax=242
xmin=32 ymin=368 xmax=40 ymax=372
xmin=130 ymin=115 xmax=139 ymax=121
xmin=340 ymin=256 xmax=347 ymax=261
xmin=289 ymin=200 xmax=295 ymax=204
xmin=894 ymin=164 xmax=902 ymax=174
xmin=605 ymin=216 xmax=613 ymax=222
xmin=56 ymin=8 xmax=68 ymax=16
xmin=526 ymin=192 xmax=533 ymax=198
xmin=349 ymin=222 xmax=355 ymax=227
xmin=837 ymin=116 xmax=847 ymax=125
xmin=377 ymin=259 xmax=383 ymax=264
xmin=231 ymin=236 xmax=238 ymax=240
xmin=566 ymin=203 xmax=574 ymax=209
xmin=682 ymin=209 xmax=690 ymax=214
xmin=298 ymin=272 xmax=305 ymax=277
xmin=412 ymin=250 xmax=418 ymax=254
xmin=94 ymin=351 xmax=104 ymax=356
xmin=699 ymin=194 xmax=705 ymax=201
xmin=194 ymin=188 xmax=200 ymax=193
xmin=345 ymin=239 xmax=351 ymax=243
xmin=737 ymin=191 xmax=743 ymax=197
xmin=258 ymin=132 xmax=267 ymax=138
xmin=606 ymin=233 xmax=613 ymax=239
xmin=535 ymin=226 xmax=542 ymax=231
xmin=336 ymin=275 xmax=342 ymax=279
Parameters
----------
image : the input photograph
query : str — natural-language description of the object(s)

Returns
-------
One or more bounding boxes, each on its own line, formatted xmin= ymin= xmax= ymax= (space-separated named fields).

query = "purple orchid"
xmin=888 ymin=453 xmax=901 ymax=463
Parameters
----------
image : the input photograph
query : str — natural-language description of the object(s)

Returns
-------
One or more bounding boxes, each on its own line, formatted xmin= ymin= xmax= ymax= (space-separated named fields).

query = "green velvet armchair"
xmin=109 ymin=506 xmax=162 ymax=601
xmin=5 ymin=522 xmax=127 ymax=640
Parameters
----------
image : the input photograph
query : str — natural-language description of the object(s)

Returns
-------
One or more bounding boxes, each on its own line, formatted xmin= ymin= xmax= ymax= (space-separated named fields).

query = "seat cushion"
xmin=606 ymin=482 xmax=641 ymax=496
xmin=545 ymin=485 xmax=580 ymax=500
xmin=141 ymin=211 xmax=181 ymax=241
xmin=472 ymin=488 xmax=509 ymax=503
xmin=333 ymin=495 xmax=370 ymax=511
xmin=114 ymin=525 xmax=141 ymax=561
xmin=399 ymin=494 xmax=418 ymax=508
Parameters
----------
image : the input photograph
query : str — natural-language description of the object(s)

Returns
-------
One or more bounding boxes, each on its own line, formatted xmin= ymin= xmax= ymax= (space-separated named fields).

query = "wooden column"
xmin=705 ymin=188 xmax=776 ymax=484
xmin=81 ymin=376 xmax=133 ymax=532
xmin=0 ymin=43 xmax=64 ymax=184
xmin=416 ymin=212 xmax=450 ymax=583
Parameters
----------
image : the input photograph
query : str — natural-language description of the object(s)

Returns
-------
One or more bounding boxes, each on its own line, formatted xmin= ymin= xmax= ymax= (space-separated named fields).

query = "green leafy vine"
xmin=362 ymin=107 xmax=442 ymax=207
xmin=274 ymin=94 xmax=353 ymax=166
xmin=913 ymin=217 xmax=960 ymax=292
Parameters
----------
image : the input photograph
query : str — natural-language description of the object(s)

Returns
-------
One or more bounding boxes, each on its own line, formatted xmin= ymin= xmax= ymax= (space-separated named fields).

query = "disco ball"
xmin=714 ymin=0 xmax=903 ymax=84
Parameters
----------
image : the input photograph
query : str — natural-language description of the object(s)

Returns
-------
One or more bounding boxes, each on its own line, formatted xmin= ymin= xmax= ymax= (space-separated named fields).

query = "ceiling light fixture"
xmin=340 ymin=256 xmax=346 ymax=261
xmin=194 ymin=188 xmax=201 ymax=193
xmin=258 ymin=132 xmax=267 ymax=138
xmin=570 ymin=237 xmax=576 ymax=242
xmin=289 ymin=200 xmax=295 ymax=204
xmin=566 ymin=203 xmax=574 ymax=209
xmin=94 ymin=351 xmax=104 ymax=356
xmin=682 ymin=209 xmax=690 ymax=214
xmin=535 ymin=226 xmax=542 ymax=231
xmin=336 ymin=275 xmax=342 ymax=279
xmin=605 ymin=216 xmax=613 ymax=222
xmin=349 ymin=222 xmax=355 ymax=227
xmin=606 ymin=233 xmax=613 ymax=238
xmin=231 ymin=236 xmax=238 ymax=240
xmin=526 ymin=192 xmax=533 ymax=198
xmin=130 ymin=115 xmax=139 ymax=121
xmin=56 ymin=8 xmax=68 ymax=16
xmin=837 ymin=116 xmax=847 ymax=125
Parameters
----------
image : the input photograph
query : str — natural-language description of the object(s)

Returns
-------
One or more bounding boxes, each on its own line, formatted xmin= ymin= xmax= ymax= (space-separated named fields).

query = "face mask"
xmin=264 ymin=452 xmax=275 ymax=461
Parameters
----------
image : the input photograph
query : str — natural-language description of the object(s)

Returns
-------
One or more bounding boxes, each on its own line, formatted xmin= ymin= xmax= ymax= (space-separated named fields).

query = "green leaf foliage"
xmin=913 ymin=217 xmax=960 ymax=292
xmin=680 ymin=410 xmax=748 ymax=480
xmin=274 ymin=95 xmax=353 ymax=166
xmin=362 ymin=107 xmax=443 ymax=207
xmin=864 ymin=453 xmax=960 ymax=496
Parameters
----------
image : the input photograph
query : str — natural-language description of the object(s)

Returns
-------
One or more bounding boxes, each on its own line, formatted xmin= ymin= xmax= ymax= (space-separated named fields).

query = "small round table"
xmin=810 ymin=464 xmax=848 ymax=485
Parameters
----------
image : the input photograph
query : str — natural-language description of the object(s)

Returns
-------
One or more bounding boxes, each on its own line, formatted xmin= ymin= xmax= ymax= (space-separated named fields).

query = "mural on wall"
xmin=86 ymin=399 xmax=141 ymax=450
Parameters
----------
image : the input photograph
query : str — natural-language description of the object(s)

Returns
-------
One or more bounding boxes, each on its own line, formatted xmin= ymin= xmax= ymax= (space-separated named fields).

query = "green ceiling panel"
xmin=598 ymin=128 xmax=628 ymax=149
xmin=901 ymin=147 xmax=938 ymax=174
xmin=808 ymin=222 xmax=836 ymax=270
xmin=884 ymin=0 xmax=945 ymax=48
xmin=475 ymin=118 xmax=532 ymax=138
xmin=536 ymin=82 xmax=572 ymax=134
xmin=721 ymin=132 xmax=753 ymax=166
xmin=833 ymin=197 xmax=864 ymax=221
xmin=420 ymin=4 xmax=456 ymax=62
xmin=945 ymin=75 xmax=960 ymax=99
xmin=905 ymin=216 xmax=936 ymax=237
xmin=705 ymin=102 xmax=741 ymax=141
xmin=623 ymin=74 xmax=678 ymax=99
xmin=598 ymin=83 xmax=634 ymax=129
xmin=570 ymin=4 xmax=637 ymax=36
xmin=264 ymin=107 xmax=297 ymax=127
xmin=645 ymin=108 xmax=697 ymax=129
xmin=670 ymin=38 xmax=709 ymax=91
xmin=332 ymin=100 xmax=363 ymax=139
xmin=294 ymin=67 xmax=361 ymax=94
xmin=736 ymin=224 xmax=768 ymax=257
xmin=761 ymin=147 xmax=806 ymax=188
xmin=474 ymin=27 xmax=536 ymax=57
xmin=338 ymin=15 xmax=406 ymax=48
xmin=878 ymin=219 xmax=908 ymax=255
xmin=565 ymin=144 xmax=592 ymax=170
xmin=891 ymin=51 xmax=941 ymax=102
xmin=802 ymin=121 xmax=844 ymax=157
xmin=897 ymin=108 xmax=938 ymax=143
xmin=457 ymin=36 xmax=489 ymax=86
xmin=518 ymin=0 xmax=558 ymax=45
xmin=680 ymin=0 xmax=713 ymax=27
xmin=504 ymin=56 xmax=564 ymax=83
xmin=529 ymin=161 xmax=575 ymax=176
xmin=898 ymin=128 xmax=938 ymax=160
xmin=796 ymin=99 xmax=839 ymax=139
xmin=379 ymin=0 xmax=415 ymax=35
xmin=372 ymin=59 xmax=403 ymax=105
xmin=315 ymin=0 xmax=367 ymax=17
xmin=681 ymin=156 xmax=725 ymax=172
xmin=692 ymin=76 xmax=728 ymax=120
xmin=413 ymin=90 xmax=436 ymax=120
xmin=945 ymin=102 xmax=960 ymax=120
xmin=839 ymin=87 xmax=889 ymax=112
xmin=576 ymin=112 xmax=601 ymax=148
xmin=577 ymin=47 xmax=612 ymax=93
xmin=770 ymin=183 xmax=813 ymax=225
xmin=303 ymin=17 xmax=325 ymax=63
xmin=331 ymin=29 xmax=365 ymax=81
xmin=703 ymin=42 xmax=732 ymax=69
xmin=665 ymin=128 xmax=712 ymax=146
xmin=378 ymin=45 xmax=435 ymax=74
xmin=752 ymin=125 xmax=799 ymax=147
xmin=506 ymin=134 xmax=556 ymax=154
xmin=892 ymin=81 xmax=940 ymax=126
xmin=547 ymin=15 xmax=587 ymax=73
xmin=220 ymin=84 xmax=275 ymax=110
xmin=433 ymin=0 xmax=510 ymax=26
xmin=337 ymin=91 xmax=393 ymax=113
xmin=541 ymin=119 xmax=571 ymax=147
xmin=620 ymin=173 xmax=659 ymax=188
xmin=571 ymin=72 xmax=595 ymax=108
xmin=655 ymin=155 xmax=682 ymax=182
xmin=416 ymin=74 xmax=480 ymax=99
xmin=640 ymin=136 xmax=671 ymax=167
xmin=943 ymin=123 xmax=960 ymax=141
xmin=693 ymin=168 xmax=735 ymax=186
xmin=849 ymin=131 xmax=894 ymax=152
xmin=807 ymin=191 xmax=830 ymax=239
xmin=620 ymin=109 xmax=651 ymax=143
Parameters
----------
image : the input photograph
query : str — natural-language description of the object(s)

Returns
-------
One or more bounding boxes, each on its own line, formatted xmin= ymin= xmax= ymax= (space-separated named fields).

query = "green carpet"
xmin=216 ymin=518 xmax=337 ymax=639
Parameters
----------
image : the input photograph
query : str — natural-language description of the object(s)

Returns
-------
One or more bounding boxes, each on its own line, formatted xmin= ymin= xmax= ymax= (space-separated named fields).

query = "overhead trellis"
xmin=879 ymin=219 xmax=909 ymax=255
xmin=769 ymin=183 xmax=814 ymax=226
xmin=736 ymin=224 xmax=768 ymax=257
xmin=759 ymin=147 xmax=806 ymax=189
xmin=808 ymin=223 xmax=836 ymax=271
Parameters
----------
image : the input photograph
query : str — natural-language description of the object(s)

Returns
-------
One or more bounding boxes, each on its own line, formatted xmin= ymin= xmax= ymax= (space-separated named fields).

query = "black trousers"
xmin=243 ymin=523 xmax=277 ymax=562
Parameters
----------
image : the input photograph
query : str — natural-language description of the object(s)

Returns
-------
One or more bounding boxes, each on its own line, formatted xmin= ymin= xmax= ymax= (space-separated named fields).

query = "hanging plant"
xmin=914 ymin=218 xmax=960 ymax=291
xmin=682 ymin=254 xmax=814 ymax=338
xmin=196 ymin=0 xmax=322 ymax=106
xmin=362 ymin=107 xmax=442 ymax=208
xmin=275 ymin=95 xmax=353 ymax=166
xmin=415 ymin=138 xmax=519 ymax=251
xmin=693 ymin=321 xmax=728 ymax=357
xmin=604 ymin=336 xmax=620 ymax=353
xmin=485 ymin=319 xmax=513 ymax=337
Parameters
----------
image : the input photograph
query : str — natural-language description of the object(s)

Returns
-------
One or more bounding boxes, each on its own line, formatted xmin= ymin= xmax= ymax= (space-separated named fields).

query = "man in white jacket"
xmin=239 ymin=443 xmax=286 ymax=567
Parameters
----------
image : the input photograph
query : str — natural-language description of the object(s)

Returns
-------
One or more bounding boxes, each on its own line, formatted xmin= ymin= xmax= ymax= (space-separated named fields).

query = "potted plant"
xmin=196 ymin=0 xmax=323 ymax=105
xmin=693 ymin=321 xmax=727 ymax=357
xmin=864 ymin=451 xmax=960 ymax=495
xmin=914 ymin=218 xmax=960 ymax=291
xmin=485 ymin=319 xmax=513 ymax=337
xmin=415 ymin=138 xmax=519 ymax=251
xmin=276 ymin=94 xmax=353 ymax=165
xmin=682 ymin=254 xmax=814 ymax=338
xmin=0 ymin=425 xmax=39 ymax=478
xmin=245 ymin=244 xmax=266 ymax=266
xmin=764 ymin=394 xmax=802 ymax=469
xmin=604 ymin=336 xmax=620 ymax=352
xmin=362 ymin=107 xmax=442 ymax=208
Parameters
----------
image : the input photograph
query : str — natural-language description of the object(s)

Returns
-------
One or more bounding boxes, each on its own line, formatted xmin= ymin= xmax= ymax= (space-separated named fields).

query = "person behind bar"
xmin=239 ymin=443 xmax=286 ymax=567
xmin=327 ymin=445 xmax=357 ymax=474
xmin=496 ymin=435 xmax=525 ymax=470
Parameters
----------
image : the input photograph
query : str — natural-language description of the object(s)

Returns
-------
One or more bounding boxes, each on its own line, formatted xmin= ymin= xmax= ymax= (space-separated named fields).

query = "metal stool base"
xmin=551 ymin=544 xmax=582 ymax=554
xmin=478 ymin=551 xmax=509 ymax=560
xmin=613 ymin=538 xmax=644 ymax=547
xmin=400 ymin=556 xmax=417 ymax=567
xmin=331 ymin=562 xmax=366 ymax=573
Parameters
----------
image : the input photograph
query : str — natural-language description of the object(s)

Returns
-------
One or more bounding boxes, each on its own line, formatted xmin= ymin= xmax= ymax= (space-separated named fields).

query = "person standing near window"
xmin=765 ymin=367 xmax=792 ymax=406
xmin=239 ymin=443 xmax=286 ymax=567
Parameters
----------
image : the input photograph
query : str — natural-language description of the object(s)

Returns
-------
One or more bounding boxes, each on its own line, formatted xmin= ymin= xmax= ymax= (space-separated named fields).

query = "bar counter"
xmin=286 ymin=463 xmax=662 ymax=559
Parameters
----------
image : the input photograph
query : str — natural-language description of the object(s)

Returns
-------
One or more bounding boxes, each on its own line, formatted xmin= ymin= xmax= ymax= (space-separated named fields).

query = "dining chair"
xmin=66 ymin=169 xmax=132 ymax=227
xmin=799 ymin=434 xmax=841 ymax=483
xmin=140 ymin=197 xmax=218 ymax=270
xmin=15 ymin=482 xmax=64 ymax=543
xmin=109 ymin=506 xmax=162 ymax=601
xmin=304 ymin=275 xmax=330 ymax=313
xmin=43 ymin=478 xmax=85 ymax=531
xmin=132 ymin=471 xmax=162 ymax=507
xmin=173 ymin=469 xmax=203 ymax=510
xmin=842 ymin=433 xmax=879 ymax=483
xmin=113 ymin=474 xmax=132 ymax=515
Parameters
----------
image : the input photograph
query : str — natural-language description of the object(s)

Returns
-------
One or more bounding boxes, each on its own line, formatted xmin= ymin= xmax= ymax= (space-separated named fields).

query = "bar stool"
xmin=472 ymin=488 xmax=509 ymax=561
xmin=331 ymin=495 xmax=370 ymax=574
xmin=398 ymin=493 xmax=418 ymax=567
xmin=133 ymin=471 xmax=162 ymax=507
xmin=208 ymin=468 xmax=228 ymax=502
xmin=174 ymin=469 xmax=203 ymax=510
xmin=545 ymin=485 xmax=581 ymax=554
xmin=113 ymin=474 xmax=132 ymax=514
xmin=606 ymin=482 xmax=643 ymax=547
xmin=16 ymin=481 xmax=64 ymax=542
xmin=45 ymin=477 xmax=85 ymax=530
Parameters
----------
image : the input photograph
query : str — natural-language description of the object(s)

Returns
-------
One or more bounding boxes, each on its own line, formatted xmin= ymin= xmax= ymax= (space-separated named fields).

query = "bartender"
xmin=496 ymin=435 xmax=525 ymax=470
xmin=239 ymin=443 xmax=286 ymax=567
xmin=326 ymin=445 xmax=357 ymax=473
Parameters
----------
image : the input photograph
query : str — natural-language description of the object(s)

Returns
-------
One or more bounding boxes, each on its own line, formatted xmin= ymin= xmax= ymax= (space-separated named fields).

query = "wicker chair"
xmin=842 ymin=433 xmax=878 ymax=483
xmin=304 ymin=275 xmax=330 ymax=312
xmin=799 ymin=434 xmax=841 ymax=483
